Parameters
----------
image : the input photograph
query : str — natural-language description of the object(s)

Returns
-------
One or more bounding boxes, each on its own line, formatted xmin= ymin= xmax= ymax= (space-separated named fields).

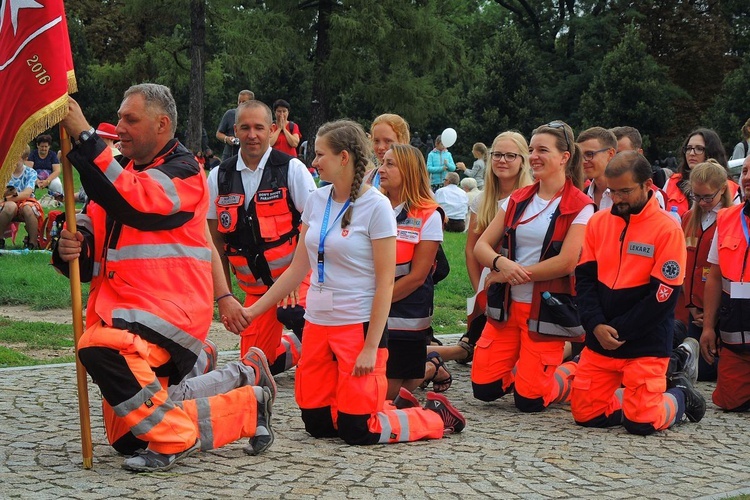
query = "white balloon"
xmin=441 ymin=127 xmax=457 ymax=148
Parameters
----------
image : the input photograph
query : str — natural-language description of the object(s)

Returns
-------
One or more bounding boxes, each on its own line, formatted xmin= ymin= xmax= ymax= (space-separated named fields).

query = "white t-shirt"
xmin=302 ymin=185 xmax=397 ymax=325
xmin=206 ymin=147 xmax=316 ymax=218
xmin=501 ymin=195 xmax=594 ymax=303
xmin=393 ymin=203 xmax=443 ymax=242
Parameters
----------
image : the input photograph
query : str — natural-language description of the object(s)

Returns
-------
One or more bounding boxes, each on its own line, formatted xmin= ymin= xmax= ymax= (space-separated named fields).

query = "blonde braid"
xmin=341 ymin=140 xmax=369 ymax=228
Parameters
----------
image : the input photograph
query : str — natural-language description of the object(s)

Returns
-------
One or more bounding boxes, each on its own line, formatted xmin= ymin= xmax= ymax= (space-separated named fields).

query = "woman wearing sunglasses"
xmin=680 ymin=160 xmax=732 ymax=381
xmin=471 ymin=121 xmax=594 ymax=412
xmin=664 ymin=128 xmax=738 ymax=216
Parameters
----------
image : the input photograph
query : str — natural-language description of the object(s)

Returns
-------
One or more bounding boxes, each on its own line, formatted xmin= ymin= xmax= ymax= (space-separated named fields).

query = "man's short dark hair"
xmin=610 ymin=126 xmax=642 ymax=150
xmin=576 ymin=127 xmax=617 ymax=149
xmin=35 ymin=134 xmax=52 ymax=145
xmin=273 ymin=99 xmax=290 ymax=112
xmin=605 ymin=151 xmax=652 ymax=184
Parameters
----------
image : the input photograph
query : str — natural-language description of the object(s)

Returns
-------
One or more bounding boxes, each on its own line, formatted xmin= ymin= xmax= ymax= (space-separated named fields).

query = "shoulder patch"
xmin=661 ymin=260 xmax=681 ymax=280
xmin=656 ymin=283 xmax=674 ymax=303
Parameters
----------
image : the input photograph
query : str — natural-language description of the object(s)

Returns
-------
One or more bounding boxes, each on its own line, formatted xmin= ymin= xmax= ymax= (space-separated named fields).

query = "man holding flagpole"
xmin=54 ymin=84 xmax=276 ymax=472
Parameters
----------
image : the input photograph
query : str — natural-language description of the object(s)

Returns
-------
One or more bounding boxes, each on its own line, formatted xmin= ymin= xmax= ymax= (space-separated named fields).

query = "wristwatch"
xmin=76 ymin=127 xmax=95 ymax=145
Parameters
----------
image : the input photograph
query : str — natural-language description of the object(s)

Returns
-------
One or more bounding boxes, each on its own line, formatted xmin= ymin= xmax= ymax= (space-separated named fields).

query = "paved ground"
xmin=2 ymin=348 xmax=750 ymax=499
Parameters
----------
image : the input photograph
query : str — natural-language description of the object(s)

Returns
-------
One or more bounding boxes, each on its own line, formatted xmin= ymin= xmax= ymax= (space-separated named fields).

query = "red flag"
xmin=0 ymin=0 xmax=76 ymax=185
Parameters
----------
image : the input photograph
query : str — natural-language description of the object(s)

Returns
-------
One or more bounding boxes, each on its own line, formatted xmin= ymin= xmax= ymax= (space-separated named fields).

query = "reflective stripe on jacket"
xmin=715 ymin=203 xmax=750 ymax=353
xmin=388 ymin=205 xmax=439 ymax=339
xmin=57 ymin=136 xmax=212 ymax=384
xmin=215 ymin=149 xmax=300 ymax=295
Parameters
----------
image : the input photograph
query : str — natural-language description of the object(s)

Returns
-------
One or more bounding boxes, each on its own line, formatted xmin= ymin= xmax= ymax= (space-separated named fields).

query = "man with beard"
xmin=570 ymin=151 xmax=706 ymax=435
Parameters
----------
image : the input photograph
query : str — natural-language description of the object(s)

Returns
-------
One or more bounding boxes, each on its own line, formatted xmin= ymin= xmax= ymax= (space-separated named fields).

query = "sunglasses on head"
xmin=545 ymin=120 xmax=571 ymax=152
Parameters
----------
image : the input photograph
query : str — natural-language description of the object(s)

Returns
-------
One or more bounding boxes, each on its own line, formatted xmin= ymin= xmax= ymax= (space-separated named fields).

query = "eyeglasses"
xmin=489 ymin=151 xmax=519 ymax=162
xmin=690 ymin=189 xmax=721 ymax=203
xmin=608 ymin=185 xmax=641 ymax=198
xmin=683 ymin=145 xmax=706 ymax=155
xmin=546 ymin=121 xmax=571 ymax=152
xmin=582 ymin=148 xmax=611 ymax=161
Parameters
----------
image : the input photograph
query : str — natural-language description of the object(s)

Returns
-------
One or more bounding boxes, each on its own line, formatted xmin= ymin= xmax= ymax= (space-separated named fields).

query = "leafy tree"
xmin=703 ymin=58 xmax=750 ymax=152
xmin=579 ymin=24 xmax=686 ymax=157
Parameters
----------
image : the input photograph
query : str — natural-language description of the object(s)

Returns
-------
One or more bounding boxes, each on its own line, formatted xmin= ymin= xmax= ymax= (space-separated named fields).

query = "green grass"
xmin=0 ymin=215 xmax=471 ymax=365
xmin=433 ymin=231 xmax=473 ymax=335
xmin=0 ymin=318 xmax=76 ymax=367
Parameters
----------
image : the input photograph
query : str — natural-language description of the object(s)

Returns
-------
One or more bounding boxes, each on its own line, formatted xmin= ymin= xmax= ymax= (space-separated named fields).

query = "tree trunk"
xmin=309 ymin=0 xmax=334 ymax=146
xmin=186 ymin=0 xmax=205 ymax=154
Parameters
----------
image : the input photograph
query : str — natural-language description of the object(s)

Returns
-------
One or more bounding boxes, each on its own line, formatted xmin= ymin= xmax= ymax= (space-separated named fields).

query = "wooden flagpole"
xmin=59 ymin=126 xmax=93 ymax=469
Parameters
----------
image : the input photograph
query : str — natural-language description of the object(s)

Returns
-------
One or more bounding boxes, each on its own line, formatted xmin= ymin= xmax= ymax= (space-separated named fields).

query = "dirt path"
xmin=0 ymin=306 xmax=241 ymax=360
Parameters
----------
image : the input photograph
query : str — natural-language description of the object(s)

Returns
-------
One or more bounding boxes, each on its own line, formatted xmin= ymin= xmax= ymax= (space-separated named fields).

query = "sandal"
xmin=455 ymin=338 xmax=474 ymax=365
xmin=421 ymin=352 xmax=452 ymax=392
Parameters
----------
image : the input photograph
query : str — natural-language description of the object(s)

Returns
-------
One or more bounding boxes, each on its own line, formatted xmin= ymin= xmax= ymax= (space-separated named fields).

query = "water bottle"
xmin=50 ymin=221 xmax=58 ymax=238
xmin=669 ymin=206 xmax=681 ymax=225
xmin=542 ymin=291 xmax=563 ymax=306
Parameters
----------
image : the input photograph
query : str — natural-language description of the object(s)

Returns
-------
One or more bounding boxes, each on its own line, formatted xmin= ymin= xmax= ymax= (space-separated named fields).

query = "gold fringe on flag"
xmin=0 ymin=70 xmax=76 ymax=187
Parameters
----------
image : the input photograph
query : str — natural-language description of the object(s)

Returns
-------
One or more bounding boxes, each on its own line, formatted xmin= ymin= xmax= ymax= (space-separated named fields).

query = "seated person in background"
xmin=0 ymin=146 xmax=43 ymax=249
xmin=435 ymin=172 xmax=468 ymax=232
xmin=460 ymin=177 xmax=480 ymax=231
xmin=28 ymin=134 xmax=63 ymax=197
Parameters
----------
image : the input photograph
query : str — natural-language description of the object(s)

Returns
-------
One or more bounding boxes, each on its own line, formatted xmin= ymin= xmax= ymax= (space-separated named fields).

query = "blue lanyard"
xmin=318 ymin=192 xmax=350 ymax=284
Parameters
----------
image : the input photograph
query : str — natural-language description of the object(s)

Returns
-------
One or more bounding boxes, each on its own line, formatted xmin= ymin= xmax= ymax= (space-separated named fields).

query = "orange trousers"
xmin=471 ymin=301 xmax=574 ymax=411
xmin=571 ymin=348 xmax=683 ymax=435
xmin=79 ymin=323 xmax=260 ymax=455
xmin=295 ymin=322 xmax=444 ymax=445
xmin=713 ymin=348 xmax=750 ymax=411
xmin=240 ymin=277 xmax=308 ymax=370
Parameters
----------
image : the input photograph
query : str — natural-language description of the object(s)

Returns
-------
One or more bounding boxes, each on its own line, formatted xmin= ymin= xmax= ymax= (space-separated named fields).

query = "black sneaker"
xmin=668 ymin=338 xmax=699 ymax=385
xmin=669 ymin=374 xmax=706 ymax=423
xmin=393 ymin=387 xmax=420 ymax=409
xmin=244 ymin=386 xmax=274 ymax=455
xmin=424 ymin=392 xmax=466 ymax=433
xmin=122 ymin=438 xmax=201 ymax=472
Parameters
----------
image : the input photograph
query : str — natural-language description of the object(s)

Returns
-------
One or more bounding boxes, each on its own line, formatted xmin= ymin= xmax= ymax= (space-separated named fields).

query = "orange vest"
xmin=388 ymin=205 xmax=439 ymax=339
xmin=715 ymin=203 xmax=750 ymax=353
xmin=215 ymin=150 xmax=300 ymax=295
xmin=60 ymin=138 xmax=212 ymax=383
xmin=664 ymin=173 xmax=689 ymax=216
xmin=666 ymin=173 xmax=740 ymax=217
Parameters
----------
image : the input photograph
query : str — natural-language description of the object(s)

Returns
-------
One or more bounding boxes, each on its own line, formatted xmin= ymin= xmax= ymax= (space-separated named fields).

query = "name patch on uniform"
xmin=397 ymin=229 xmax=420 ymax=243
xmin=256 ymin=190 xmax=283 ymax=202
xmin=401 ymin=217 xmax=423 ymax=229
xmin=217 ymin=194 xmax=241 ymax=206
xmin=656 ymin=283 xmax=674 ymax=303
xmin=627 ymin=242 xmax=654 ymax=258
xmin=661 ymin=260 xmax=681 ymax=280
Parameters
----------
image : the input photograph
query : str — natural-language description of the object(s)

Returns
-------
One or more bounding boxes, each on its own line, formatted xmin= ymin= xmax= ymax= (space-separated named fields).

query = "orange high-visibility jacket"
xmin=576 ymin=193 xmax=686 ymax=359
xmin=715 ymin=203 xmax=750 ymax=353
xmin=54 ymin=137 xmax=212 ymax=384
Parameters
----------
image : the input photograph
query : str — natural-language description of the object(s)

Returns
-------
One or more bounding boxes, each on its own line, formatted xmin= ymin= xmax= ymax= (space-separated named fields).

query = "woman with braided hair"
xmin=245 ymin=120 xmax=465 ymax=445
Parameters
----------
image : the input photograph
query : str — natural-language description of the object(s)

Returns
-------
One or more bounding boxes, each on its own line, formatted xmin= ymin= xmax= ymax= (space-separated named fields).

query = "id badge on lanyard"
xmin=312 ymin=193 xmax=350 ymax=310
